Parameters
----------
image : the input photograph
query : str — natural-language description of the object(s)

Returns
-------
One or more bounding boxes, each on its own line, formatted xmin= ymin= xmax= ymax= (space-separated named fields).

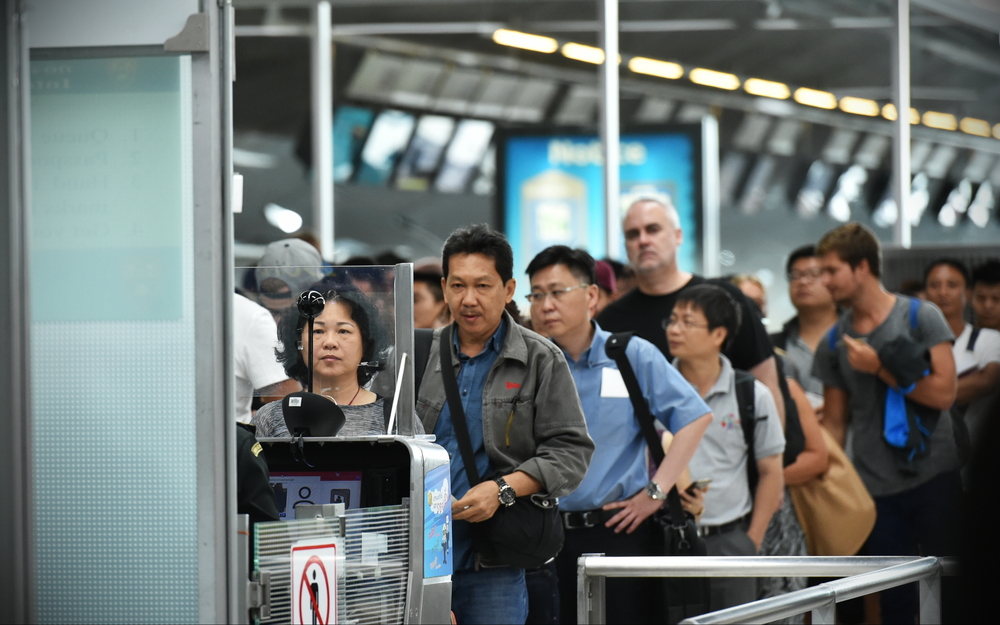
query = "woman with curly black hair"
xmin=253 ymin=285 xmax=398 ymax=437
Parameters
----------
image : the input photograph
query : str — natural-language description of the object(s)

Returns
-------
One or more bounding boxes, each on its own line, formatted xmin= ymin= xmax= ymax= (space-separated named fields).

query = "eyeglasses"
xmin=787 ymin=268 xmax=824 ymax=283
xmin=662 ymin=317 xmax=709 ymax=331
xmin=525 ymin=284 xmax=590 ymax=305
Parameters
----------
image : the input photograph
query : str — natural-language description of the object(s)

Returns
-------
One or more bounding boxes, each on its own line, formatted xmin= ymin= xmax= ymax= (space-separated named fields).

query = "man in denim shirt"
xmin=416 ymin=225 xmax=594 ymax=625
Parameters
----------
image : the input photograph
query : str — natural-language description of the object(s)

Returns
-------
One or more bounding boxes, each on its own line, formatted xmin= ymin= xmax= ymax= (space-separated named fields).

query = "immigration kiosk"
xmin=236 ymin=263 xmax=452 ymax=624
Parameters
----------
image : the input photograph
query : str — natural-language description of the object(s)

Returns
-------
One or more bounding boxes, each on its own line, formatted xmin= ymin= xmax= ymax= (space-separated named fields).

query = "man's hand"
xmin=678 ymin=486 xmax=708 ymax=519
xmin=843 ymin=335 xmax=881 ymax=375
xmin=602 ymin=490 xmax=664 ymax=534
xmin=452 ymin=480 xmax=502 ymax=523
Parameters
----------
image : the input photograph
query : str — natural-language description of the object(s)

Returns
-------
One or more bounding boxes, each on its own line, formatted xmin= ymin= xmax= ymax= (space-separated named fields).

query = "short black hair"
xmin=673 ymin=284 xmax=742 ymax=352
xmin=525 ymin=245 xmax=597 ymax=285
xmin=972 ymin=259 xmax=1000 ymax=288
xmin=276 ymin=283 xmax=388 ymax=387
xmin=413 ymin=270 xmax=444 ymax=302
xmin=924 ymin=257 xmax=970 ymax=287
xmin=786 ymin=244 xmax=817 ymax=276
xmin=441 ymin=224 xmax=514 ymax=283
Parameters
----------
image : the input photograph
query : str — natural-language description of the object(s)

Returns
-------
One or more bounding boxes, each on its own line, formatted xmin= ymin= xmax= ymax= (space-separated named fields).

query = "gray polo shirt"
xmin=781 ymin=322 xmax=825 ymax=398
xmin=682 ymin=355 xmax=786 ymax=527
xmin=812 ymin=296 xmax=958 ymax=497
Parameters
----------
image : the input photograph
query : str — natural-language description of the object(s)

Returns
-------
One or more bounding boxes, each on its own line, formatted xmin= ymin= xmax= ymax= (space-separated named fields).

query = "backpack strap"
xmin=827 ymin=325 xmax=838 ymax=352
xmin=908 ymin=296 xmax=920 ymax=332
xmin=968 ymin=327 xmax=981 ymax=352
xmin=734 ymin=370 xmax=759 ymax=495
xmin=604 ymin=332 xmax=687 ymax=522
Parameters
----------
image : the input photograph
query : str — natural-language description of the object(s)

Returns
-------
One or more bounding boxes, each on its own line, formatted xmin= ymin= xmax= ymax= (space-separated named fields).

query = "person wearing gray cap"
xmin=254 ymin=238 xmax=325 ymax=321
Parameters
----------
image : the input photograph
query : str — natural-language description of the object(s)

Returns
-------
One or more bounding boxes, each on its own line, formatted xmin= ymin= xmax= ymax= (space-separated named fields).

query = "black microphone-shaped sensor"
xmin=297 ymin=290 xmax=326 ymax=318
xmin=298 ymin=290 xmax=326 ymax=393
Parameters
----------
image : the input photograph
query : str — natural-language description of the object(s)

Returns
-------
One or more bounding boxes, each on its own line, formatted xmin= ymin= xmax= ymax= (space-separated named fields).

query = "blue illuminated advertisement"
xmin=423 ymin=464 xmax=453 ymax=578
xmin=502 ymin=130 xmax=701 ymax=298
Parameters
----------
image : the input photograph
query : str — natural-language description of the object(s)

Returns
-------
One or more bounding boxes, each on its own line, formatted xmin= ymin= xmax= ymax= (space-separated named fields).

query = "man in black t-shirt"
xmin=597 ymin=198 xmax=785 ymax=420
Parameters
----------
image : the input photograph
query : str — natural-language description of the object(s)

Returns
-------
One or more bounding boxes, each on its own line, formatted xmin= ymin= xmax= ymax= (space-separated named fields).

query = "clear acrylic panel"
xmin=235 ymin=263 xmax=417 ymax=436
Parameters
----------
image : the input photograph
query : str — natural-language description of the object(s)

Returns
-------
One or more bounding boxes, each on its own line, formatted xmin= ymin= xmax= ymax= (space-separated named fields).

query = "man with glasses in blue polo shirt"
xmin=526 ymin=246 xmax=712 ymax=624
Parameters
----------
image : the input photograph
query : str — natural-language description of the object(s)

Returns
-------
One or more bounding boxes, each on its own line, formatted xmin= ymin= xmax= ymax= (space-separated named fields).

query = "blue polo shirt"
xmin=434 ymin=319 xmax=506 ymax=571
xmin=558 ymin=323 xmax=711 ymax=512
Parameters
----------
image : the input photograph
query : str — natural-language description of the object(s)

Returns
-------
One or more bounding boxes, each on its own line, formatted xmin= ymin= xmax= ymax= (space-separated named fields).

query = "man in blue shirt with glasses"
xmin=526 ymin=245 xmax=712 ymax=624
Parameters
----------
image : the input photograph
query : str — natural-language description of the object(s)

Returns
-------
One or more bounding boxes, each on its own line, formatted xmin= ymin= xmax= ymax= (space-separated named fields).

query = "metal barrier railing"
xmin=576 ymin=555 xmax=958 ymax=624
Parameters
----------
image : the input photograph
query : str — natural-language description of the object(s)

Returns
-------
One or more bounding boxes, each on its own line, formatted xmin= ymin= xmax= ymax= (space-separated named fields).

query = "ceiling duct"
xmin=821 ymin=128 xmax=860 ymax=166
xmin=633 ymin=98 xmax=675 ymax=124
xmin=433 ymin=68 xmax=483 ymax=115
xmin=554 ymin=84 xmax=598 ymax=126
xmin=853 ymin=134 xmax=891 ymax=170
xmin=767 ymin=119 xmax=804 ymax=156
xmin=505 ymin=78 xmax=558 ymax=123
xmin=733 ymin=114 xmax=774 ymax=152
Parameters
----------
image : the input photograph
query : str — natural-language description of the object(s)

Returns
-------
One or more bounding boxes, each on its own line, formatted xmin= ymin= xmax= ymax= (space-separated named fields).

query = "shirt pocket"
xmin=491 ymin=396 xmax=537 ymax=451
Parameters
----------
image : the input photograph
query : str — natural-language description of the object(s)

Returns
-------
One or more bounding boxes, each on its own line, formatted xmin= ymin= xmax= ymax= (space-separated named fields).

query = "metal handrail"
xmin=576 ymin=555 xmax=957 ymax=625
xmin=679 ymin=557 xmax=944 ymax=624
xmin=579 ymin=555 xmax=923 ymax=577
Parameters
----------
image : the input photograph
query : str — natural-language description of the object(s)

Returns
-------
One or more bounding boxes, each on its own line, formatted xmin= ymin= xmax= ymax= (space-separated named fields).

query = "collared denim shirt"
xmin=417 ymin=311 xmax=594 ymax=500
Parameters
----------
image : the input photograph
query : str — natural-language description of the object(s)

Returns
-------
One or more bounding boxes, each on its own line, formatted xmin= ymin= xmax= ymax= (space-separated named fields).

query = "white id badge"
xmin=600 ymin=367 xmax=630 ymax=398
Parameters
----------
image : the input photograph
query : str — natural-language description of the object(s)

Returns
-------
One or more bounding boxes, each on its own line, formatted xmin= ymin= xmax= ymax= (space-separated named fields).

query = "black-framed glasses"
xmin=662 ymin=317 xmax=710 ymax=331
xmin=525 ymin=284 xmax=590 ymax=305
xmin=787 ymin=268 xmax=824 ymax=283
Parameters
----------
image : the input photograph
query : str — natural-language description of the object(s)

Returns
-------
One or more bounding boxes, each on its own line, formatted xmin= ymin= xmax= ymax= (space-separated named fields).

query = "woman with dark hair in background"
xmin=253 ymin=285 xmax=402 ymax=437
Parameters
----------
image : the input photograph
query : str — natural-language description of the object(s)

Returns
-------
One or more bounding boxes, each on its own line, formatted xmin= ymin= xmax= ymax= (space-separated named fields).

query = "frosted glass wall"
xmin=30 ymin=54 xmax=199 ymax=623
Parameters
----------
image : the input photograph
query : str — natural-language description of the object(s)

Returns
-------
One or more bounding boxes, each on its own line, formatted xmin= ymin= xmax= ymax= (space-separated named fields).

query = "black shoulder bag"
xmin=439 ymin=325 xmax=564 ymax=569
xmin=605 ymin=332 xmax=710 ymax=624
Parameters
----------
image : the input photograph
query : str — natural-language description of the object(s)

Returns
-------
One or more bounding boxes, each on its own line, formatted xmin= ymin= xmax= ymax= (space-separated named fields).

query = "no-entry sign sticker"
xmin=291 ymin=540 xmax=338 ymax=625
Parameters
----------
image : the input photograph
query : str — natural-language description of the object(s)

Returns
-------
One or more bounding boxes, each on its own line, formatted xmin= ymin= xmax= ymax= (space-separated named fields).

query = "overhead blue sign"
xmin=502 ymin=130 xmax=701 ymax=298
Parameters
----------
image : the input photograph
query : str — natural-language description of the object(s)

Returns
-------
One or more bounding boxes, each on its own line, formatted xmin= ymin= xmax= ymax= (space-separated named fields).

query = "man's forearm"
xmin=747 ymin=456 xmax=784 ymax=550
xmin=956 ymin=363 xmax=1000 ymax=406
xmin=651 ymin=414 xmax=711 ymax=491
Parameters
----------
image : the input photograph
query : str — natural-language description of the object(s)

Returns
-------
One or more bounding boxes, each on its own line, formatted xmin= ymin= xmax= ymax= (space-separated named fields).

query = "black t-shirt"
xmin=596 ymin=275 xmax=775 ymax=370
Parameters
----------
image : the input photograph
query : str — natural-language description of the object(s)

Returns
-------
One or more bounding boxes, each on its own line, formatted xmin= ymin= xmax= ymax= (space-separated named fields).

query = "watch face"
xmin=646 ymin=482 xmax=664 ymax=500
xmin=496 ymin=478 xmax=516 ymax=506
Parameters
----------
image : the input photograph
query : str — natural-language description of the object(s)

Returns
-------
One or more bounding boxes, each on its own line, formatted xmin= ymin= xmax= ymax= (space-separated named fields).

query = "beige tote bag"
xmin=788 ymin=427 xmax=877 ymax=556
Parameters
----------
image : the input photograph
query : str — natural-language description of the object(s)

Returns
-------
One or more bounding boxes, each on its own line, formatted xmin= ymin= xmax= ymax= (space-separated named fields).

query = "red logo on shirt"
xmin=506 ymin=382 xmax=521 ymax=390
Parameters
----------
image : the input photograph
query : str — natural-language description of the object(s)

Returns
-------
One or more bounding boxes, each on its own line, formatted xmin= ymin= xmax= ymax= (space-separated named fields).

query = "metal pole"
xmin=579 ymin=553 xmax=605 ymax=625
xmin=311 ymin=1 xmax=334 ymax=261
xmin=599 ymin=0 xmax=620 ymax=259
xmin=918 ymin=568 xmax=941 ymax=624
xmin=811 ymin=599 xmax=836 ymax=625
xmin=892 ymin=0 xmax=911 ymax=247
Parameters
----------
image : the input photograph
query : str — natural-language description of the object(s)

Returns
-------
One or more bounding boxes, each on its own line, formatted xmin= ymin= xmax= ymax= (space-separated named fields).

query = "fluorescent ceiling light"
xmin=628 ymin=57 xmax=683 ymax=79
xmin=561 ymin=42 xmax=606 ymax=64
xmin=793 ymin=87 xmax=837 ymax=110
xmin=959 ymin=117 xmax=991 ymax=137
xmin=839 ymin=97 xmax=880 ymax=117
xmin=263 ymin=203 xmax=303 ymax=234
xmin=922 ymin=111 xmax=958 ymax=131
xmin=881 ymin=104 xmax=920 ymax=124
xmin=743 ymin=78 xmax=790 ymax=99
xmin=689 ymin=68 xmax=740 ymax=90
xmin=492 ymin=29 xmax=558 ymax=53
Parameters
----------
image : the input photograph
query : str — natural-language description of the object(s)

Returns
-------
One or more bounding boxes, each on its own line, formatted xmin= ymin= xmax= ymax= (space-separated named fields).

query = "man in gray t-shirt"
xmin=811 ymin=224 xmax=958 ymax=625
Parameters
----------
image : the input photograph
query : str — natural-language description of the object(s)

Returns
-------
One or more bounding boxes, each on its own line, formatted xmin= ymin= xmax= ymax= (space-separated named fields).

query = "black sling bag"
xmin=605 ymin=332 xmax=710 ymax=624
xmin=439 ymin=325 xmax=563 ymax=569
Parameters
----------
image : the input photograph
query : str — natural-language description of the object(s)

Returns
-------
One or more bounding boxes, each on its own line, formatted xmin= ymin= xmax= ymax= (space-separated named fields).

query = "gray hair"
xmin=624 ymin=197 xmax=681 ymax=230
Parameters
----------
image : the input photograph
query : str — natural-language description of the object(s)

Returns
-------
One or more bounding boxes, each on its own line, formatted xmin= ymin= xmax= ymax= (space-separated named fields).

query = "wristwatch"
xmin=645 ymin=481 xmax=667 ymax=501
xmin=494 ymin=476 xmax=517 ymax=507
